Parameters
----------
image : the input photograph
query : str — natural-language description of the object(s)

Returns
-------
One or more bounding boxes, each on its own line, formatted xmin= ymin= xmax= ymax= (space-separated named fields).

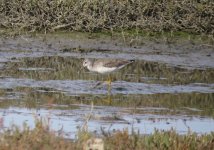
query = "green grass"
xmin=0 ymin=119 xmax=214 ymax=150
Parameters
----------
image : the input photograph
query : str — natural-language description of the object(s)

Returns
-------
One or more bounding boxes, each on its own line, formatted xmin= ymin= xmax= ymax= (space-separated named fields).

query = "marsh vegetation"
xmin=0 ymin=0 xmax=213 ymax=35
xmin=0 ymin=120 xmax=214 ymax=150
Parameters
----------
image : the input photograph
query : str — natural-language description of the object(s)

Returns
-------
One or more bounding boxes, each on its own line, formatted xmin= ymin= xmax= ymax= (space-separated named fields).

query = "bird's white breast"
xmin=88 ymin=66 xmax=117 ymax=74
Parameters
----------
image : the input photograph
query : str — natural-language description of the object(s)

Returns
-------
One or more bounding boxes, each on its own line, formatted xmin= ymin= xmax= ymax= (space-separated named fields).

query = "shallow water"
xmin=0 ymin=34 xmax=214 ymax=138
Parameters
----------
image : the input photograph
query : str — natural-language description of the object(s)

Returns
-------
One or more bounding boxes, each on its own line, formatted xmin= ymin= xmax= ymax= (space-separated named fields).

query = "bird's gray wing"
xmin=102 ymin=60 xmax=131 ymax=68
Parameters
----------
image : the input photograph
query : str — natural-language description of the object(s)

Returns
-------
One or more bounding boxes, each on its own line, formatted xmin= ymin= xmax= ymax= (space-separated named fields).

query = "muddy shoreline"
xmin=0 ymin=33 xmax=213 ymax=70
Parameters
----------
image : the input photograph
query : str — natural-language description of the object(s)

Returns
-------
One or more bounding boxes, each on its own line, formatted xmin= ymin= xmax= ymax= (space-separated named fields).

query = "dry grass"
xmin=0 ymin=0 xmax=213 ymax=34
xmin=0 ymin=120 xmax=214 ymax=150
xmin=0 ymin=120 xmax=77 ymax=150
xmin=104 ymin=129 xmax=214 ymax=150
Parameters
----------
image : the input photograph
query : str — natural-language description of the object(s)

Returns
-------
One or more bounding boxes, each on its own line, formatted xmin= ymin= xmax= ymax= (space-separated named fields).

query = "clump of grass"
xmin=0 ymin=0 xmax=213 ymax=35
xmin=0 ymin=119 xmax=77 ymax=150
xmin=104 ymin=129 xmax=214 ymax=150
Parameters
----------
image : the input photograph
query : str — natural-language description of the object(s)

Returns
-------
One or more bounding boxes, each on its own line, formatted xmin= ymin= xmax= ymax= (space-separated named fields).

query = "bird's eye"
xmin=83 ymin=61 xmax=87 ymax=66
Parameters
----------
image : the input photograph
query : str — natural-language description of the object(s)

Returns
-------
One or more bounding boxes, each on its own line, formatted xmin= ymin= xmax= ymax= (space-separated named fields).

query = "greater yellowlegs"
xmin=83 ymin=58 xmax=134 ymax=73
xmin=83 ymin=58 xmax=134 ymax=88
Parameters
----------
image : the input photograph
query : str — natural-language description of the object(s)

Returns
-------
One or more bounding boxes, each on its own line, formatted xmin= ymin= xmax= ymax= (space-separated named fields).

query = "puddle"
xmin=0 ymin=105 xmax=214 ymax=139
xmin=0 ymin=34 xmax=214 ymax=138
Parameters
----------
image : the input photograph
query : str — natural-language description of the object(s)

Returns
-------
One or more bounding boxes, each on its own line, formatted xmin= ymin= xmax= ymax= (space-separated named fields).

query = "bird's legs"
xmin=107 ymin=74 xmax=112 ymax=94
xmin=104 ymin=75 xmax=112 ymax=105
xmin=91 ymin=74 xmax=112 ymax=90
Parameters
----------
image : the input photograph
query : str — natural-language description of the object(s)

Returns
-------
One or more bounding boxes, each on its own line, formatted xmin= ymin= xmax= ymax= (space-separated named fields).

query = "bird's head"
xmin=83 ymin=59 xmax=92 ymax=68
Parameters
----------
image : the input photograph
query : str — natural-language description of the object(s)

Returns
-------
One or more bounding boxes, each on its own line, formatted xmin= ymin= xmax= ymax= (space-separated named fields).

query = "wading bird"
xmin=83 ymin=58 xmax=134 ymax=91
